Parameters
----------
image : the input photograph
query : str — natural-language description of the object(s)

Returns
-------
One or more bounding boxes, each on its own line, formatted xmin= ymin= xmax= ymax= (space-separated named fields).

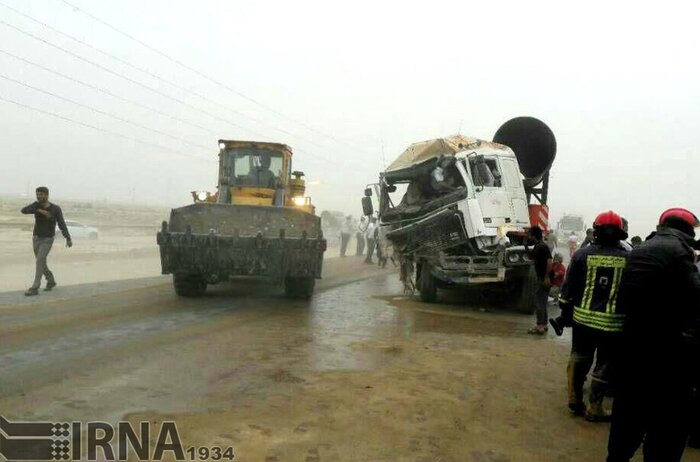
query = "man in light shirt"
xmin=365 ymin=217 xmax=377 ymax=264
xmin=340 ymin=215 xmax=354 ymax=257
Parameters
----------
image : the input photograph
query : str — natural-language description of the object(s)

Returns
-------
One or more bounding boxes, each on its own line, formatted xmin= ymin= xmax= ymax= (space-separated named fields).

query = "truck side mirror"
xmin=361 ymin=196 xmax=374 ymax=216
xmin=364 ymin=188 xmax=372 ymax=197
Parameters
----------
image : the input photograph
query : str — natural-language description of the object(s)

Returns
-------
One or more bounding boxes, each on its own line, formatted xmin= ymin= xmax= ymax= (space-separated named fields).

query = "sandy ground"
xmin=2 ymin=257 xmax=698 ymax=461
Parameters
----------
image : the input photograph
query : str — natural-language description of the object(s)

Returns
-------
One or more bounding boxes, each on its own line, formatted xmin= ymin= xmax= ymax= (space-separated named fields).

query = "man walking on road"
xmin=21 ymin=186 xmax=72 ymax=296
xmin=607 ymin=208 xmax=700 ymax=462
xmin=554 ymin=211 xmax=630 ymax=421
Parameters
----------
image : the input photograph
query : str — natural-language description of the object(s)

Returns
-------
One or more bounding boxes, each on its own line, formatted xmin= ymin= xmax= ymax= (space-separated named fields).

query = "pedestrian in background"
xmin=555 ymin=211 xmax=629 ymax=421
xmin=580 ymin=228 xmax=595 ymax=249
xmin=546 ymin=229 xmax=558 ymax=253
xmin=356 ymin=216 xmax=366 ymax=256
xmin=365 ymin=217 xmax=377 ymax=264
xmin=607 ymin=208 xmax=700 ymax=462
xmin=619 ymin=218 xmax=633 ymax=251
xmin=528 ymin=226 xmax=552 ymax=335
xmin=568 ymin=232 xmax=579 ymax=258
xmin=21 ymin=186 xmax=72 ymax=296
xmin=340 ymin=215 xmax=353 ymax=257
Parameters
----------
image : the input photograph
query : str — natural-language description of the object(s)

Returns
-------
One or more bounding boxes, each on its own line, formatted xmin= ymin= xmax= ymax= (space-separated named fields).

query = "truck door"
xmin=500 ymin=158 xmax=531 ymax=227
xmin=467 ymin=156 xmax=514 ymax=226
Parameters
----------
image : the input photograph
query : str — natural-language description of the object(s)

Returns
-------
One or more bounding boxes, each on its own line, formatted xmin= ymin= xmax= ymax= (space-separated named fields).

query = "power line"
xmin=0 ymin=19 xmax=270 ymax=140
xmin=0 ymin=25 xmax=365 ymax=169
xmin=59 ymin=0 xmax=378 ymax=156
xmin=0 ymin=73 xmax=211 ymax=151
xmin=0 ymin=22 xmax=365 ymax=170
xmin=0 ymin=93 xmax=210 ymax=160
xmin=0 ymin=48 xmax=220 ymax=137
xmin=0 ymin=1 xmax=329 ymax=150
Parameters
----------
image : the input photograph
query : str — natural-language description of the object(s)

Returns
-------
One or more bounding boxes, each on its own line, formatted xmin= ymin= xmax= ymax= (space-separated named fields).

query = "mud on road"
xmin=1 ymin=257 xmax=698 ymax=461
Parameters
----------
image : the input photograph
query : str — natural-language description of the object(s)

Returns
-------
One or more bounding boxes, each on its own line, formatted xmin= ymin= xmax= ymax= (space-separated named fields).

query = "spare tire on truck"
xmin=513 ymin=266 xmax=539 ymax=314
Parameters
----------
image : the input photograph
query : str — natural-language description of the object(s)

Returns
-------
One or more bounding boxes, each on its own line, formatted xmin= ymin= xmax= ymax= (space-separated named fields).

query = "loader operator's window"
xmin=469 ymin=157 xmax=503 ymax=188
xmin=228 ymin=149 xmax=283 ymax=188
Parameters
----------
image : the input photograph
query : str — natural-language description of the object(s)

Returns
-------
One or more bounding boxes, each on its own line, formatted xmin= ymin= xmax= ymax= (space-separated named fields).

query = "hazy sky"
xmin=1 ymin=0 xmax=698 ymax=237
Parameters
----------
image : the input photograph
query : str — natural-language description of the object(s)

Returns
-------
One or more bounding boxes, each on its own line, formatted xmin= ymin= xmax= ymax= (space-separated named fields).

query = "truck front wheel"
xmin=173 ymin=273 xmax=207 ymax=297
xmin=285 ymin=276 xmax=316 ymax=299
xmin=514 ymin=266 xmax=538 ymax=314
xmin=419 ymin=263 xmax=438 ymax=303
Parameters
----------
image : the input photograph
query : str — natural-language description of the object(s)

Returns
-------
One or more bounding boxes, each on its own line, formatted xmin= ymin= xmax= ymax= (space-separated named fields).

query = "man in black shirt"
xmin=20 ymin=186 xmax=72 ymax=296
xmin=528 ymin=225 xmax=553 ymax=335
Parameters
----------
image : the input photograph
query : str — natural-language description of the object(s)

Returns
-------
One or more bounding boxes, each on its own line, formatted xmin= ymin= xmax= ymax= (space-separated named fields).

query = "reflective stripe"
xmin=607 ymin=266 xmax=622 ymax=314
xmin=574 ymin=307 xmax=624 ymax=332
xmin=581 ymin=258 xmax=597 ymax=311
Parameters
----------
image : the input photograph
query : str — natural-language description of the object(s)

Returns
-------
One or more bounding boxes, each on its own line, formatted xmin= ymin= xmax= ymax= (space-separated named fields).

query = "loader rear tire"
xmin=419 ymin=263 xmax=438 ymax=303
xmin=285 ymin=276 xmax=315 ymax=300
xmin=173 ymin=273 xmax=207 ymax=297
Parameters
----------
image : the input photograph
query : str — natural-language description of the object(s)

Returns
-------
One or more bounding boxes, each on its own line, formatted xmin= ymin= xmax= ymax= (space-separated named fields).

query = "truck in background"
xmin=555 ymin=214 xmax=587 ymax=246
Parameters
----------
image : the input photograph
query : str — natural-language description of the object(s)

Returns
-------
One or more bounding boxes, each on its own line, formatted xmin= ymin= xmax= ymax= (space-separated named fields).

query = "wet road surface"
xmin=1 ymin=257 xmax=698 ymax=461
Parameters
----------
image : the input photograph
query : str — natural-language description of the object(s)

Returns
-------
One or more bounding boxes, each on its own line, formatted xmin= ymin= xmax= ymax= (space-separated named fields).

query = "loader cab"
xmin=217 ymin=140 xmax=292 ymax=206
xmin=216 ymin=139 xmax=314 ymax=213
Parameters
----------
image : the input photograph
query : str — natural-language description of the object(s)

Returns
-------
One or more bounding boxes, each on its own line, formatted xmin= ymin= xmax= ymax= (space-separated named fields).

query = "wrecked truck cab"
xmin=375 ymin=118 xmax=556 ymax=311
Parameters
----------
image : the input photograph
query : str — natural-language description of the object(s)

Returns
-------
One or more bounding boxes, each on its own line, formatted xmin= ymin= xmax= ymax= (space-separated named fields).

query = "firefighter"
xmin=607 ymin=208 xmax=700 ymax=462
xmin=556 ymin=211 xmax=630 ymax=421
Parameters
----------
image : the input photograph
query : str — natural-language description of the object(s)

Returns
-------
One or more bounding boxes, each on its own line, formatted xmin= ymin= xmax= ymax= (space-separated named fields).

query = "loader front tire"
xmin=285 ymin=276 xmax=315 ymax=300
xmin=173 ymin=273 xmax=207 ymax=297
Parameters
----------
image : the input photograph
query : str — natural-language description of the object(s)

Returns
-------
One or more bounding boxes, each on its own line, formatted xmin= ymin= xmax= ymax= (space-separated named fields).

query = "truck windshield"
xmin=222 ymin=148 xmax=284 ymax=188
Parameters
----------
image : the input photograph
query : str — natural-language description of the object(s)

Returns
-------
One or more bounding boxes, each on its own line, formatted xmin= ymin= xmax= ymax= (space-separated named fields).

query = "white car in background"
xmin=62 ymin=220 xmax=99 ymax=239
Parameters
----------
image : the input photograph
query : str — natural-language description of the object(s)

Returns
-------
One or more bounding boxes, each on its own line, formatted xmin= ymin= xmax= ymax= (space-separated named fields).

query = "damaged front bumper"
xmin=431 ymin=245 xmax=532 ymax=284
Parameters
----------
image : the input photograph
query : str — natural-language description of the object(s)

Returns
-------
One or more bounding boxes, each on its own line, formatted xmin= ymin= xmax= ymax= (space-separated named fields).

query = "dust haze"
xmin=1 ymin=0 xmax=699 ymax=237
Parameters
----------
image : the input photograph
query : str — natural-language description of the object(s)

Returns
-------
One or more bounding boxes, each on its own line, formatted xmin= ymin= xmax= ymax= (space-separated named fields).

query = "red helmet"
xmin=594 ymin=210 xmax=624 ymax=230
xmin=659 ymin=208 xmax=699 ymax=227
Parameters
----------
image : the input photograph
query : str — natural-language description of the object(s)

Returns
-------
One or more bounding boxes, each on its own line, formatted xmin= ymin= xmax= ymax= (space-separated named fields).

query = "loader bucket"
xmin=167 ymin=203 xmax=322 ymax=239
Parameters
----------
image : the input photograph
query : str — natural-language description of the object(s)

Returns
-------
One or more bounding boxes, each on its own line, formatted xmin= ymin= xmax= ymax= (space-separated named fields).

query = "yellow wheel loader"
xmin=157 ymin=140 xmax=326 ymax=298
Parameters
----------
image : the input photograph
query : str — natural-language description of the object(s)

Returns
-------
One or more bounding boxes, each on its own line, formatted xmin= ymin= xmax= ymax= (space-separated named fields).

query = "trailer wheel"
xmin=514 ymin=266 xmax=538 ymax=314
xmin=173 ymin=273 xmax=207 ymax=297
xmin=285 ymin=276 xmax=315 ymax=299
xmin=419 ymin=263 xmax=438 ymax=303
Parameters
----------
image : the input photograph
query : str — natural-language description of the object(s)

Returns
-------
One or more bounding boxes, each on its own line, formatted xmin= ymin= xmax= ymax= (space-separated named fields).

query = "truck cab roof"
xmin=385 ymin=135 xmax=512 ymax=175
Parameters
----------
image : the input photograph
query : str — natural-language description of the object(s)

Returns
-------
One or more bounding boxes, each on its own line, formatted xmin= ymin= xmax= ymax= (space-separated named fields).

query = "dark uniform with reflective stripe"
xmin=607 ymin=226 xmax=700 ymax=461
xmin=559 ymin=241 xmax=629 ymax=415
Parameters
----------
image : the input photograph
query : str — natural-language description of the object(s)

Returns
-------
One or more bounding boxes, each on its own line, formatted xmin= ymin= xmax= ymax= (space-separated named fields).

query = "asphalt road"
xmin=1 ymin=257 xmax=697 ymax=461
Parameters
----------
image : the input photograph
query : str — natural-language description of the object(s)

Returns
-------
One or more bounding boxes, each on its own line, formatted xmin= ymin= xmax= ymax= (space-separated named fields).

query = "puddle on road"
xmin=379 ymin=295 xmax=522 ymax=337
xmin=303 ymin=275 xmax=530 ymax=373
